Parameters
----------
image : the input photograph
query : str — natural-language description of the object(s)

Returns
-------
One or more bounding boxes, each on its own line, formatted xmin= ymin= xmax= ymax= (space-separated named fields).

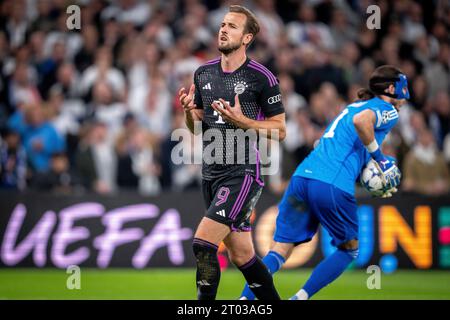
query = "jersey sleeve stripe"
xmin=203 ymin=57 xmax=221 ymax=65
xmin=248 ymin=62 xmax=276 ymax=87
xmin=375 ymin=110 xmax=382 ymax=128
xmin=249 ymin=60 xmax=276 ymax=77
xmin=249 ymin=61 xmax=278 ymax=86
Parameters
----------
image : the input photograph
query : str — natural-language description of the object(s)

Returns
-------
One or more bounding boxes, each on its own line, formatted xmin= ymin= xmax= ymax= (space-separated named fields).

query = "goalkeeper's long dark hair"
xmin=357 ymin=65 xmax=403 ymax=100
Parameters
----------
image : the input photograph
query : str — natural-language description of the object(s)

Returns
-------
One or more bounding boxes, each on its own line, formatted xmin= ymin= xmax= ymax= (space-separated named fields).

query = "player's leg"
xmin=239 ymin=241 xmax=293 ymax=300
xmin=240 ymin=176 xmax=317 ymax=300
xmin=193 ymin=175 xmax=262 ymax=299
xmin=193 ymin=217 xmax=230 ymax=300
xmin=193 ymin=179 xmax=232 ymax=300
xmin=224 ymin=231 xmax=280 ymax=300
xmin=291 ymin=239 xmax=359 ymax=300
xmin=290 ymin=180 xmax=359 ymax=300
xmin=221 ymin=174 xmax=280 ymax=300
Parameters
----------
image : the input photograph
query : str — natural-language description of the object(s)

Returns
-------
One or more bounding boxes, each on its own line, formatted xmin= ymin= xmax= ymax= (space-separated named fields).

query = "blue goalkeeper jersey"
xmin=294 ymin=97 xmax=399 ymax=195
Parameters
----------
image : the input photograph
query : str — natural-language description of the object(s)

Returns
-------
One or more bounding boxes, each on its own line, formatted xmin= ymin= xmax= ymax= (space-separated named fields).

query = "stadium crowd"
xmin=0 ymin=0 xmax=449 ymax=196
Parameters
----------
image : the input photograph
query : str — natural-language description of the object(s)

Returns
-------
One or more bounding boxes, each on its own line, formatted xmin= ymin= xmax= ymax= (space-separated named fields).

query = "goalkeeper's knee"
xmin=338 ymin=240 xmax=359 ymax=259
xmin=343 ymin=248 xmax=359 ymax=259
xmin=192 ymin=238 xmax=220 ymax=300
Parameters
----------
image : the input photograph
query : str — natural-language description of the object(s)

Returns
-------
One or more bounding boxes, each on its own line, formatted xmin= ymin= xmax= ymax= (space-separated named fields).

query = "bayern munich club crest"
xmin=234 ymin=81 xmax=248 ymax=94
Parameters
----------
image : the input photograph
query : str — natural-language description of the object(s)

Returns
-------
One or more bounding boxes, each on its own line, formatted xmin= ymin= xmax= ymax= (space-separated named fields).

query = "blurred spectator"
xmin=0 ymin=129 xmax=27 ymax=190
xmin=43 ymin=13 xmax=82 ymax=60
xmin=424 ymin=41 xmax=450 ymax=97
xmin=428 ymin=91 xmax=450 ymax=148
xmin=128 ymin=42 xmax=172 ymax=139
xmin=142 ymin=9 xmax=175 ymax=50
xmin=2 ymin=62 xmax=41 ymax=116
xmin=75 ymin=121 xmax=116 ymax=194
xmin=169 ymin=111 xmax=201 ymax=191
xmin=402 ymin=2 xmax=427 ymax=44
xmin=88 ymin=120 xmax=117 ymax=194
xmin=3 ymin=40 xmax=35 ymax=77
xmin=88 ymin=81 xmax=127 ymax=138
xmin=402 ymin=129 xmax=449 ymax=196
xmin=101 ymin=17 xmax=126 ymax=59
xmin=129 ymin=127 xmax=161 ymax=196
xmin=286 ymin=3 xmax=335 ymax=51
xmin=46 ymin=85 xmax=79 ymax=135
xmin=0 ymin=0 xmax=447 ymax=196
xmin=0 ymin=31 xmax=8 ymax=70
xmin=444 ymin=133 xmax=450 ymax=173
xmin=74 ymin=24 xmax=99 ymax=73
xmin=31 ymin=152 xmax=81 ymax=194
xmin=0 ymin=0 xmax=31 ymax=50
xmin=80 ymin=46 xmax=126 ymax=101
xmin=30 ymin=0 xmax=55 ymax=33
xmin=45 ymin=86 xmax=80 ymax=162
xmin=101 ymin=0 xmax=152 ymax=27
xmin=179 ymin=3 xmax=212 ymax=50
xmin=278 ymin=72 xmax=306 ymax=159
xmin=253 ymin=0 xmax=284 ymax=51
xmin=293 ymin=45 xmax=347 ymax=99
xmin=334 ymin=41 xmax=360 ymax=85
xmin=37 ymin=39 xmax=66 ymax=98
xmin=115 ymin=113 xmax=139 ymax=189
xmin=409 ymin=75 xmax=428 ymax=110
xmin=398 ymin=109 xmax=427 ymax=148
xmin=8 ymin=104 xmax=64 ymax=173
xmin=329 ymin=9 xmax=357 ymax=51
xmin=53 ymin=63 xmax=81 ymax=100
xmin=137 ymin=71 xmax=172 ymax=139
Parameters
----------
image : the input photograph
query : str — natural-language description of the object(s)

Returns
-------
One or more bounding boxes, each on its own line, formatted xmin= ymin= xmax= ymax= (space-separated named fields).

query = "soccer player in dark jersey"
xmin=178 ymin=5 xmax=286 ymax=300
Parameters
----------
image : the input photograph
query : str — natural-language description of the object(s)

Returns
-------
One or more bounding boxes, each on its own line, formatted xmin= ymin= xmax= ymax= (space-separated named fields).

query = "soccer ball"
xmin=360 ymin=159 xmax=385 ymax=197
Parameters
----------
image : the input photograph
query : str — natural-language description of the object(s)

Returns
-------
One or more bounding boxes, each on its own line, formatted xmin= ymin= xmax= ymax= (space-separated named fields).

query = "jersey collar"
xmin=218 ymin=56 xmax=250 ymax=76
xmin=373 ymin=96 xmax=394 ymax=110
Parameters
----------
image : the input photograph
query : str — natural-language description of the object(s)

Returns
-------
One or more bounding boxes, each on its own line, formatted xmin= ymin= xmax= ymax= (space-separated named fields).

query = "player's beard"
xmin=218 ymin=36 xmax=243 ymax=55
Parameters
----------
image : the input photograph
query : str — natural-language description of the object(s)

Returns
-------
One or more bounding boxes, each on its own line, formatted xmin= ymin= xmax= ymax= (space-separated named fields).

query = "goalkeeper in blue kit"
xmin=240 ymin=65 xmax=409 ymax=300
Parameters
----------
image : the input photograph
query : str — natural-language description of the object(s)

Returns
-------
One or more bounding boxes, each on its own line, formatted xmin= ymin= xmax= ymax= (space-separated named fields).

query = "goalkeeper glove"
xmin=365 ymin=141 xmax=401 ymax=190
xmin=380 ymin=187 xmax=398 ymax=198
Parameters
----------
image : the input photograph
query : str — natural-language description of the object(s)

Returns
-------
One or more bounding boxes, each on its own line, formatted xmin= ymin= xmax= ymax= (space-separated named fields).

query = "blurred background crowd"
xmin=0 ymin=0 xmax=449 ymax=197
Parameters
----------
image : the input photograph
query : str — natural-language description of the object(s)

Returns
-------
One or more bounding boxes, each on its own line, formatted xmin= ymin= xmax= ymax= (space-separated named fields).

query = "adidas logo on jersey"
xmin=197 ymin=280 xmax=211 ymax=286
xmin=216 ymin=210 xmax=225 ymax=217
xmin=202 ymin=83 xmax=212 ymax=90
xmin=248 ymin=283 xmax=262 ymax=288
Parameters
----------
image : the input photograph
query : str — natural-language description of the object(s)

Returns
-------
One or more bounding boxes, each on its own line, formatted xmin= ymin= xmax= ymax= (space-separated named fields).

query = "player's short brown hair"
xmin=229 ymin=5 xmax=260 ymax=43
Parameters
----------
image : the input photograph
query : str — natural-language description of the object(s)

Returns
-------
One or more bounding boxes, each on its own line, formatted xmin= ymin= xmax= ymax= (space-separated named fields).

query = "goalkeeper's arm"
xmin=353 ymin=110 xmax=401 ymax=192
xmin=353 ymin=109 xmax=377 ymax=146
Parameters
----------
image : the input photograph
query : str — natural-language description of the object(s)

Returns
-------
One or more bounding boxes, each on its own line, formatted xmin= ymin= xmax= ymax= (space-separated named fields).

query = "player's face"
xmin=386 ymin=84 xmax=406 ymax=110
xmin=218 ymin=12 xmax=250 ymax=54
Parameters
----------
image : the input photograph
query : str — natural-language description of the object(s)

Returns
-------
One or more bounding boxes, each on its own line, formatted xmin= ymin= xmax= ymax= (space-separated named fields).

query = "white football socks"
xmin=293 ymin=289 xmax=309 ymax=300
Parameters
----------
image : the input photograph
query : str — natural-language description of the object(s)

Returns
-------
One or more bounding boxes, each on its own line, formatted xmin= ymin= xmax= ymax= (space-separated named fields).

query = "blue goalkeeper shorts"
xmin=274 ymin=176 xmax=358 ymax=247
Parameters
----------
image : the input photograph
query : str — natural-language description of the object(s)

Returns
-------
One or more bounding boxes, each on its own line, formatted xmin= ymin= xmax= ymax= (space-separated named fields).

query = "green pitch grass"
xmin=0 ymin=268 xmax=449 ymax=300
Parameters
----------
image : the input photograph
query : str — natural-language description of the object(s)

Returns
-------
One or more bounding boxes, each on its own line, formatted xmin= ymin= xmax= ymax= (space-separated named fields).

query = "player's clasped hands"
xmin=211 ymin=94 xmax=246 ymax=126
